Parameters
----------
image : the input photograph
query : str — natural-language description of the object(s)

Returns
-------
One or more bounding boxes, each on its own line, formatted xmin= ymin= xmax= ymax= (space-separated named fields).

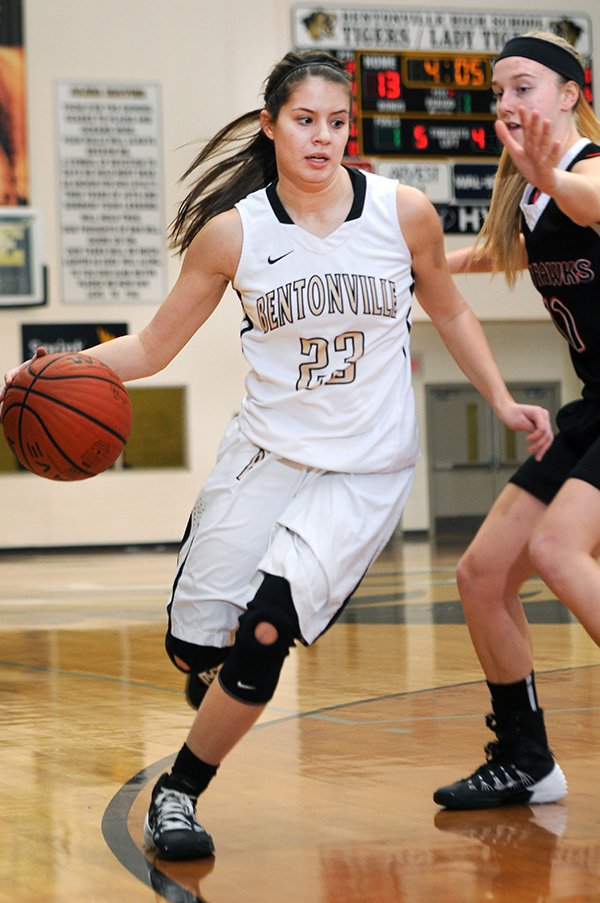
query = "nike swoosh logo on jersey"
xmin=267 ymin=251 xmax=294 ymax=264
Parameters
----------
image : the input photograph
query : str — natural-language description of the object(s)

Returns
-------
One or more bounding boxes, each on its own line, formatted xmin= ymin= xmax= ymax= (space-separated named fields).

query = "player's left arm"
xmin=397 ymin=185 xmax=553 ymax=460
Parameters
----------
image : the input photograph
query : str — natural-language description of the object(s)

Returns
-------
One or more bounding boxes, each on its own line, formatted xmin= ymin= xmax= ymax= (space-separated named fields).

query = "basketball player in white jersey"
xmin=1 ymin=49 xmax=552 ymax=859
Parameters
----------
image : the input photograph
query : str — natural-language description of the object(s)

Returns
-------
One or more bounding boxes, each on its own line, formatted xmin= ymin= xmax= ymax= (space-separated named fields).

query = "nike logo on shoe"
xmin=267 ymin=251 xmax=294 ymax=264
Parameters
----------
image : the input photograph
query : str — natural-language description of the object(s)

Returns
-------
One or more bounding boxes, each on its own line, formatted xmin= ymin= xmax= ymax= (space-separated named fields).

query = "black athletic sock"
xmin=487 ymin=673 xmax=551 ymax=750
xmin=487 ymin=671 xmax=539 ymax=716
xmin=166 ymin=743 xmax=219 ymax=798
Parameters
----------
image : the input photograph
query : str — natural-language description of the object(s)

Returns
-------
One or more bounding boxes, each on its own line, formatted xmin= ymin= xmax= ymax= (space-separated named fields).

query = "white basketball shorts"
xmin=169 ymin=416 xmax=415 ymax=646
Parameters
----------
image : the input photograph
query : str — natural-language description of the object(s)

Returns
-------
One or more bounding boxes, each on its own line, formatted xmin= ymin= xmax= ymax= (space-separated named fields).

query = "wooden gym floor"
xmin=1 ymin=535 xmax=600 ymax=903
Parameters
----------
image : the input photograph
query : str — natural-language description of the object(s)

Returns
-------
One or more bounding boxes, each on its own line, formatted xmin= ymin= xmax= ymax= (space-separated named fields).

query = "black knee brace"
xmin=165 ymin=632 xmax=230 ymax=675
xmin=219 ymin=574 xmax=299 ymax=705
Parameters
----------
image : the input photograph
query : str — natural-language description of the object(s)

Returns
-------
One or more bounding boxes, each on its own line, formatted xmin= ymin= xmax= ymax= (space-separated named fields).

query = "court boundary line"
xmin=101 ymin=664 xmax=600 ymax=902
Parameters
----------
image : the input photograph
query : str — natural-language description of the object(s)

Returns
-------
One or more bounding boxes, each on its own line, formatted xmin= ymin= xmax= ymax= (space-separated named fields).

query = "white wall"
xmin=0 ymin=0 xmax=597 ymax=548
xmin=405 ymin=317 xmax=578 ymax=530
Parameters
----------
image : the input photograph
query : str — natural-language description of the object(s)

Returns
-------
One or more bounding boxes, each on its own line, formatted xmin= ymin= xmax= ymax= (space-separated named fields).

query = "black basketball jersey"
xmin=521 ymin=139 xmax=600 ymax=399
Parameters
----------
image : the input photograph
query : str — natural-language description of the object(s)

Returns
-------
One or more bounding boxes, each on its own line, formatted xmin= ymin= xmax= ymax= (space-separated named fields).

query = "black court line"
xmin=0 ymin=658 xmax=184 ymax=694
xmin=100 ymin=666 xmax=600 ymax=903
xmin=338 ymin=590 xmax=577 ymax=625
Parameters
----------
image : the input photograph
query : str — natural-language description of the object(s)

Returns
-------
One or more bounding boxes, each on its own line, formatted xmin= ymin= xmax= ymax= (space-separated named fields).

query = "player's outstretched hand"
xmin=0 ymin=346 xmax=48 ymax=409
xmin=495 ymin=107 xmax=562 ymax=197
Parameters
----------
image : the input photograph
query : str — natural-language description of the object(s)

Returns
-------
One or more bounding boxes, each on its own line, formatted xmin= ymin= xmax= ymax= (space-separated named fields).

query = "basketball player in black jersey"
xmin=434 ymin=32 xmax=600 ymax=810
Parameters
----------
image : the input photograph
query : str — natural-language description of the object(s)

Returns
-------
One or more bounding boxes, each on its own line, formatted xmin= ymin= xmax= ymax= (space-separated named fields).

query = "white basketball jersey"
xmin=233 ymin=168 xmax=419 ymax=473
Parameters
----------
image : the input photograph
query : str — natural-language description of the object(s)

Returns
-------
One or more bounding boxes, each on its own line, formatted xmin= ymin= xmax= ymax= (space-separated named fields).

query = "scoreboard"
xmin=292 ymin=7 xmax=594 ymax=231
xmin=339 ymin=49 xmax=594 ymax=159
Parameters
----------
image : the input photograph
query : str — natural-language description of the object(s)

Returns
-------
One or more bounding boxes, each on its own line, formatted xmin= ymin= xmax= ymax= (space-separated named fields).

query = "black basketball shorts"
xmin=510 ymin=397 xmax=600 ymax=504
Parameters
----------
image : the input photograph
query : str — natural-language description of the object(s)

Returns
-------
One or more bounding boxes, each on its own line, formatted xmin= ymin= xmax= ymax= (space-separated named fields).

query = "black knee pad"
xmin=165 ymin=631 xmax=230 ymax=675
xmin=219 ymin=575 xmax=299 ymax=705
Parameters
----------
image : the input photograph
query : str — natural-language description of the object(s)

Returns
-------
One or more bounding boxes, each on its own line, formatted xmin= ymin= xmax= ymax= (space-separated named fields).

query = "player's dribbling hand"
xmin=0 ymin=346 xmax=48 ymax=410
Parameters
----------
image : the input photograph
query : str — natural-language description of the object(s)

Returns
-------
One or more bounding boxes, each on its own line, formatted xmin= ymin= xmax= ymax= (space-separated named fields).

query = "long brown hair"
xmin=472 ymin=31 xmax=600 ymax=287
xmin=169 ymin=50 xmax=352 ymax=253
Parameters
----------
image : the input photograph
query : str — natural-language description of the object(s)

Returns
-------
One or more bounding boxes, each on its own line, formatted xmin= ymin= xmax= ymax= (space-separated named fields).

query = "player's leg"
xmin=166 ymin=629 xmax=231 ymax=709
xmin=163 ymin=519 xmax=228 ymax=711
xmin=145 ymin=464 xmax=415 ymax=859
xmin=163 ymin=420 xmax=306 ymax=709
xmin=434 ymin=430 xmax=582 ymax=810
xmin=458 ymin=483 xmax=542 ymax=682
xmin=145 ymin=424 xmax=310 ymax=859
xmin=434 ymin=482 xmax=567 ymax=809
xmin=529 ymin=476 xmax=600 ymax=637
xmin=184 ymin=573 xmax=300 ymax=760
xmin=174 ymin=466 xmax=414 ymax=768
xmin=145 ymin=573 xmax=300 ymax=860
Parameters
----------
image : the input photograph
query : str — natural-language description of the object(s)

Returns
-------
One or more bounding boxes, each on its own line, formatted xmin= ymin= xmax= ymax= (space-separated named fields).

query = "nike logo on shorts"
xmin=237 ymin=680 xmax=257 ymax=690
xmin=267 ymin=251 xmax=294 ymax=264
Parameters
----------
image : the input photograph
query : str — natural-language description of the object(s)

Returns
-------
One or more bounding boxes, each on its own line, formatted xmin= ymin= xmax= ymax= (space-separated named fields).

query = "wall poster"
xmin=0 ymin=0 xmax=27 ymax=205
xmin=56 ymin=81 xmax=167 ymax=305
xmin=0 ymin=0 xmax=43 ymax=307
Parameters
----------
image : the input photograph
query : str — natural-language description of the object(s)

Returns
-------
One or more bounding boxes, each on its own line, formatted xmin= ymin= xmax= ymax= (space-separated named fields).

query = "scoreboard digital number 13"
xmin=355 ymin=50 xmax=501 ymax=158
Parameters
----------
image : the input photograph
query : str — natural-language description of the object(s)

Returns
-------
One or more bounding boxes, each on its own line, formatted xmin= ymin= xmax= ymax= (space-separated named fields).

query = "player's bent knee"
xmin=253 ymin=620 xmax=278 ymax=645
xmin=219 ymin=575 xmax=299 ymax=705
xmin=528 ymin=530 xmax=564 ymax=584
xmin=165 ymin=631 xmax=230 ymax=675
xmin=456 ymin=546 xmax=496 ymax=598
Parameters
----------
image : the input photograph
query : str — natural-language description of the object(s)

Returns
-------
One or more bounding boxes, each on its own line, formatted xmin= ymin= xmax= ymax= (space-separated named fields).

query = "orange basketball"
xmin=1 ymin=352 xmax=132 ymax=481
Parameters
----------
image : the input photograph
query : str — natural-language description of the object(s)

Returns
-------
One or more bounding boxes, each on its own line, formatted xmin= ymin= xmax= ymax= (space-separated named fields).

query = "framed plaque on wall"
xmin=0 ymin=207 xmax=45 ymax=307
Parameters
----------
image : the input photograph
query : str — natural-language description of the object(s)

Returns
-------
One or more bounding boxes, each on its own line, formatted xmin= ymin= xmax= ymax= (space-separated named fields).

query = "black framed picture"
xmin=0 ymin=207 xmax=45 ymax=307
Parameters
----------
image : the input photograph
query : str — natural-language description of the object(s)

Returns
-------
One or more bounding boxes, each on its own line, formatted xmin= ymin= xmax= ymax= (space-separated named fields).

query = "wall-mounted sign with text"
xmin=20 ymin=322 xmax=128 ymax=362
xmin=56 ymin=82 xmax=166 ymax=305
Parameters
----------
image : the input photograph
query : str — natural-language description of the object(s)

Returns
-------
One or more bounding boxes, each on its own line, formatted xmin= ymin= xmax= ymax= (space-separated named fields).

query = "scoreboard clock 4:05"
xmin=355 ymin=50 xmax=501 ymax=157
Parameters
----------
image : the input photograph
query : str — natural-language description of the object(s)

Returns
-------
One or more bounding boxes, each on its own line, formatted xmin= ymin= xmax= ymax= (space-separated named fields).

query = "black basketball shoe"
xmin=433 ymin=711 xmax=567 ymax=810
xmin=143 ymin=773 xmax=215 ymax=861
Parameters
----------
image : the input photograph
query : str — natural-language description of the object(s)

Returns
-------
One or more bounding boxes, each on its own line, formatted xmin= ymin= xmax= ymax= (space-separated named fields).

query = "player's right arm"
xmin=1 ymin=209 xmax=242 ymax=400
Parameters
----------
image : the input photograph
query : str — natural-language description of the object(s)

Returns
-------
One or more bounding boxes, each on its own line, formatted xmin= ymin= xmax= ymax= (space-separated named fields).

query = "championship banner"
xmin=0 ymin=0 xmax=27 ymax=204
xmin=0 ymin=1 xmax=44 ymax=303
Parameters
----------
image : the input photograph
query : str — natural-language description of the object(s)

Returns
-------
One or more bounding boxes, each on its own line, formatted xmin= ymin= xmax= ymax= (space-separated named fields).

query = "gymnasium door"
xmin=426 ymin=382 xmax=561 ymax=539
